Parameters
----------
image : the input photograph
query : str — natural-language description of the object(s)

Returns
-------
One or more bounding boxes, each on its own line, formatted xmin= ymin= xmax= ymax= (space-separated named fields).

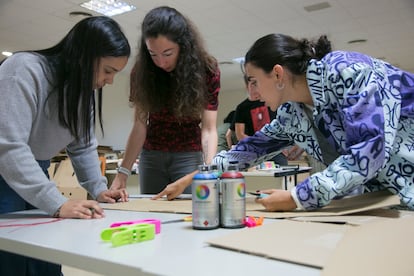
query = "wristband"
xmin=117 ymin=166 xmax=131 ymax=177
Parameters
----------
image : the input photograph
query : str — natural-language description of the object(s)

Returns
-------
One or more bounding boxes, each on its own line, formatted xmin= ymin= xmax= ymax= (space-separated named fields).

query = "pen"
xmin=248 ymin=192 xmax=269 ymax=198
xmin=162 ymin=216 xmax=192 ymax=224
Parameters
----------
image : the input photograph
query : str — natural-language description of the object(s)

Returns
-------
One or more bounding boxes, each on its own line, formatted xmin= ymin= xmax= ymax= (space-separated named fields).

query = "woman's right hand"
xmin=58 ymin=199 xmax=104 ymax=219
xmin=152 ymin=171 xmax=197 ymax=200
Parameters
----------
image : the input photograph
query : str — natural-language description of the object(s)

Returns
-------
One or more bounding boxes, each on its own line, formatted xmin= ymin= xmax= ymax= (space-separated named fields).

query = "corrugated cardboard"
xmin=51 ymin=159 xmax=87 ymax=200
xmin=207 ymin=220 xmax=350 ymax=268
xmin=290 ymin=208 xmax=403 ymax=225
xmin=246 ymin=190 xmax=400 ymax=218
xmin=206 ymin=211 xmax=414 ymax=270
xmin=322 ymin=214 xmax=414 ymax=276
xmin=102 ymin=198 xmax=192 ymax=214
xmin=102 ymin=190 xmax=400 ymax=219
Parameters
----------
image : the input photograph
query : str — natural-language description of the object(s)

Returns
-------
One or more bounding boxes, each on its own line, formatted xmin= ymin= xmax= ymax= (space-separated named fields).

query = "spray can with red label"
xmin=191 ymin=165 xmax=219 ymax=230
xmin=220 ymin=162 xmax=246 ymax=228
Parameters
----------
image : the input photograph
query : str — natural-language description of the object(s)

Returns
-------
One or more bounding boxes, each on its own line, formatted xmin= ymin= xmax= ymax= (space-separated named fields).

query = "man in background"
xmin=217 ymin=110 xmax=237 ymax=152
xmin=232 ymin=75 xmax=288 ymax=165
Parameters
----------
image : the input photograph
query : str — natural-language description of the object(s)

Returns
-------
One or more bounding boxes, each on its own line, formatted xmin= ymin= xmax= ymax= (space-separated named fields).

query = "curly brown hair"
xmin=130 ymin=6 xmax=217 ymax=122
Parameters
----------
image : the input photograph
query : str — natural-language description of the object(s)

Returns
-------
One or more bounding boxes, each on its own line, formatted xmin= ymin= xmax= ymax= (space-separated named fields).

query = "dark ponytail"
xmin=245 ymin=33 xmax=332 ymax=75
xmin=313 ymin=35 xmax=332 ymax=60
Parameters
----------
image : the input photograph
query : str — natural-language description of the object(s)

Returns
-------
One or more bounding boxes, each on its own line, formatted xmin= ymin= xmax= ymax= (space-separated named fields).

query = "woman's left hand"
xmin=255 ymin=189 xmax=297 ymax=211
xmin=97 ymin=189 xmax=129 ymax=203
xmin=282 ymin=144 xmax=305 ymax=161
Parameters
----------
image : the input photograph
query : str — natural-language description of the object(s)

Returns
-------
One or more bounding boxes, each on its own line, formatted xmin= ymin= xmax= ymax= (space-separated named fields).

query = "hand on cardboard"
xmin=152 ymin=171 xmax=197 ymax=201
xmin=58 ymin=200 xmax=104 ymax=219
xmin=255 ymin=189 xmax=297 ymax=211
xmin=98 ymin=189 xmax=129 ymax=203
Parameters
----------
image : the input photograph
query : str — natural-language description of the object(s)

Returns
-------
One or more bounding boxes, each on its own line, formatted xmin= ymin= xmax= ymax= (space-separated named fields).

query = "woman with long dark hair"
xmin=0 ymin=16 xmax=130 ymax=275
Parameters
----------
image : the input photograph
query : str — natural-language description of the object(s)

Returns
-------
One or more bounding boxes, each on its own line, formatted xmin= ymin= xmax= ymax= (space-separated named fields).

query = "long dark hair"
xmin=35 ymin=16 xmax=130 ymax=142
xmin=130 ymin=6 xmax=217 ymax=121
xmin=245 ymin=33 xmax=332 ymax=75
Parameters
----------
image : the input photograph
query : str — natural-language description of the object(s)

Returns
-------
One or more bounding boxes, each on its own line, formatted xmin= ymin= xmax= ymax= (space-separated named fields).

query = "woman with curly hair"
xmin=112 ymin=6 xmax=220 ymax=195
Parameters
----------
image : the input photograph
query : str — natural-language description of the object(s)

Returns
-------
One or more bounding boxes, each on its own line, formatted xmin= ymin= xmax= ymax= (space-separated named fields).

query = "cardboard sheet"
xmin=322 ymin=215 xmax=414 ymax=276
xmin=50 ymin=159 xmax=87 ymax=199
xmin=246 ymin=190 xmax=400 ymax=218
xmin=101 ymin=198 xmax=192 ymax=214
xmin=103 ymin=191 xmax=410 ymax=270
xmin=207 ymin=212 xmax=414 ymax=270
xmin=207 ymin=220 xmax=350 ymax=268
xmin=290 ymin=208 xmax=404 ymax=225
xmin=103 ymin=190 xmax=400 ymax=218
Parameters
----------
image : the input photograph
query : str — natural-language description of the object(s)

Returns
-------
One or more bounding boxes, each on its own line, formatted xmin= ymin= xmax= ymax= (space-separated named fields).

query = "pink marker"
xmin=110 ymin=219 xmax=161 ymax=234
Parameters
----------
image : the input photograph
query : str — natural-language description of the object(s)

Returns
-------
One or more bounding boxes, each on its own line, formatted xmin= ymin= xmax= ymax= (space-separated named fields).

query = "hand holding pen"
xmin=252 ymin=189 xmax=297 ymax=212
xmin=248 ymin=191 xmax=269 ymax=199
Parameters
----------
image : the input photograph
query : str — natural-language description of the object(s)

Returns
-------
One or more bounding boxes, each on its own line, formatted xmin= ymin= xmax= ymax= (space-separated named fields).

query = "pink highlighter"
xmin=110 ymin=219 xmax=161 ymax=234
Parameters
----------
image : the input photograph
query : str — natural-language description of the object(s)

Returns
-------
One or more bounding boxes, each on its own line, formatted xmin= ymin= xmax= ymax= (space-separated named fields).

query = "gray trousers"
xmin=139 ymin=150 xmax=203 ymax=194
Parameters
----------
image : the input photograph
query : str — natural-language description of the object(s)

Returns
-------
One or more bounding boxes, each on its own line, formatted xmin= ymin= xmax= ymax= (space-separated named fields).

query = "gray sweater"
xmin=0 ymin=52 xmax=108 ymax=215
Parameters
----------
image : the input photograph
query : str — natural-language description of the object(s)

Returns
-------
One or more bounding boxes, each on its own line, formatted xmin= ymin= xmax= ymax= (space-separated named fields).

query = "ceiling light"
xmin=80 ymin=0 xmax=136 ymax=17
xmin=2 ymin=51 xmax=13 ymax=57
xmin=218 ymin=61 xmax=233 ymax=65
xmin=347 ymin=39 xmax=367 ymax=44
xmin=304 ymin=2 xmax=331 ymax=12
xmin=69 ymin=11 xmax=93 ymax=17
xmin=232 ymin=57 xmax=245 ymax=64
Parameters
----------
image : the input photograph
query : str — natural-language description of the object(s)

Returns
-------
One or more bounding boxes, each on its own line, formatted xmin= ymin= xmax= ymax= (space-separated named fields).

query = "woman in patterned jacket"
xmin=213 ymin=33 xmax=414 ymax=211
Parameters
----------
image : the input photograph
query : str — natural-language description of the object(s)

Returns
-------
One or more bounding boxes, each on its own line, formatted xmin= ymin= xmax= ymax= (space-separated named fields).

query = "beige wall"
xmin=216 ymin=87 xmax=247 ymax=126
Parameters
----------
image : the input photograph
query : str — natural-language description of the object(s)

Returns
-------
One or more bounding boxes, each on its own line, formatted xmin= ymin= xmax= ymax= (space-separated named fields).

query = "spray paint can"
xmin=209 ymin=164 xmax=221 ymax=178
xmin=192 ymin=165 xmax=219 ymax=230
xmin=209 ymin=164 xmax=222 ymax=224
xmin=220 ymin=162 xmax=246 ymax=228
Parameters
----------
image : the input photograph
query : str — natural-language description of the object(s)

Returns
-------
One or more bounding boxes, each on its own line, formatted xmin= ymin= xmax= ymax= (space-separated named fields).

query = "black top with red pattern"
xmin=143 ymin=67 xmax=220 ymax=152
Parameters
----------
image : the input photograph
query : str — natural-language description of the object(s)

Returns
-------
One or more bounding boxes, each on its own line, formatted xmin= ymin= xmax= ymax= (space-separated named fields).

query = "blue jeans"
xmin=0 ymin=160 xmax=62 ymax=276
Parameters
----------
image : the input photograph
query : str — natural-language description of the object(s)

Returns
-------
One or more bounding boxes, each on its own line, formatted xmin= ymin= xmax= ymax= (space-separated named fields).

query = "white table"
xmin=0 ymin=209 xmax=320 ymax=276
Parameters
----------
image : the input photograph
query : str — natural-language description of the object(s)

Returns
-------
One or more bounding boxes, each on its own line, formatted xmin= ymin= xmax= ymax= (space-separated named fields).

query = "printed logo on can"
xmin=195 ymin=185 xmax=210 ymax=199
xmin=237 ymin=183 xmax=246 ymax=198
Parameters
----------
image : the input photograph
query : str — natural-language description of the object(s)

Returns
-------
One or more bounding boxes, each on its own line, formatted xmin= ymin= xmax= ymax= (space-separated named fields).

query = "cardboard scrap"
xmin=103 ymin=190 xmax=411 ymax=271
xmin=102 ymin=198 xmax=192 ymax=214
xmin=103 ymin=190 xmax=400 ymax=219
xmin=207 ymin=211 xmax=414 ymax=270
xmin=50 ymin=159 xmax=87 ymax=200
xmin=246 ymin=190 xmax=400 ymax=218
xmin=322 ymin=215 xmax=414 ymax=276
xmin=207 ymin=220 xmax=350 ymax=268
xmin=290 ymin=208 xmax=404 ymax=225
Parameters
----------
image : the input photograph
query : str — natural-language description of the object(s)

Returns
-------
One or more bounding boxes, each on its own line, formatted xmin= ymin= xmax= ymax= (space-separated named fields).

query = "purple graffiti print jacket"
xmin=213 ymin=51 xmax=414 ymax=210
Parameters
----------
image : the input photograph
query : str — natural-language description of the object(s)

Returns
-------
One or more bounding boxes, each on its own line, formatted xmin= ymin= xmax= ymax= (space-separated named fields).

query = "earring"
xmin=277 ymin=82 xmax=285 ymax=90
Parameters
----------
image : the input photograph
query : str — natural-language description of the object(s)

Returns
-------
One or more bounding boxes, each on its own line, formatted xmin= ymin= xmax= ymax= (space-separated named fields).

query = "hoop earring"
xmin=277 ymin=82 xmax=285 ymax=90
